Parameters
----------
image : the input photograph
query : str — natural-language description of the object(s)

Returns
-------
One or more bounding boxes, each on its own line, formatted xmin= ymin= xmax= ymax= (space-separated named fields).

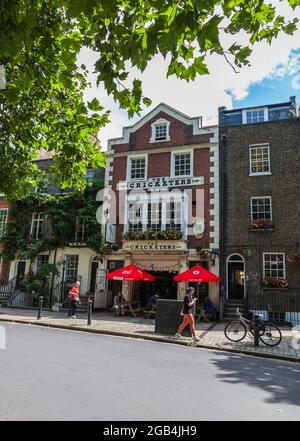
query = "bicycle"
xmin=224 ymin=308 xmax=282 ymax=347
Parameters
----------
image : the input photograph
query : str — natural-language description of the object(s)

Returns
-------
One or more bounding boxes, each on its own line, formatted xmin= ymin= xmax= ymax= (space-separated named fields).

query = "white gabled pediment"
xmin=108 ymin=102 xmax=203 ymax=148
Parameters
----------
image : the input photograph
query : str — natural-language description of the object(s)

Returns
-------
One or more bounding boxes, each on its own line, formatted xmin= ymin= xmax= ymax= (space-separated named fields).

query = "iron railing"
xmin=246 ymin=291 xmax=300 ymax=326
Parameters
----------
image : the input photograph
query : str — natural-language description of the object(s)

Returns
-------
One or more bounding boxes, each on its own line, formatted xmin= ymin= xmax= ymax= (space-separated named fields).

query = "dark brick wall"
xmin=220 ymin=118 xmax=300 ymax=297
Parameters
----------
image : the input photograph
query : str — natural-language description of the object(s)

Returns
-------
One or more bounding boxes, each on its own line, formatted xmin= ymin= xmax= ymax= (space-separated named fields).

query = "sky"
xmin=79 ymin=2 xmax=300 ymax=151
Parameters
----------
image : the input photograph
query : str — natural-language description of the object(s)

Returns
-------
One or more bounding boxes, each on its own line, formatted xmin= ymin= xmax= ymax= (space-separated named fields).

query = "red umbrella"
xmin=106 ymin=263 xmax=156 ymax=282
xmin=174 ymin=264 xmax=220 ymax=283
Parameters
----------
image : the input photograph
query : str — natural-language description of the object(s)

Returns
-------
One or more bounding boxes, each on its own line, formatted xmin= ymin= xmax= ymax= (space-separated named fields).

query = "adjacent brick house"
xmin=219 ymin=97 xmax=300 ymax=324
xmin=97 ymin=103 xmax=220 ymax=309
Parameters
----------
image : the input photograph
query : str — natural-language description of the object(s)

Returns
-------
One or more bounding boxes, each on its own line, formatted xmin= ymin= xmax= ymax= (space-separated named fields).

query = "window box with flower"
xmin=249 ymin=220 xmax=275 ymax=231
xmin=123 ymin=230 xmax=183 ymax=241
xmin=262 ymin=277 xmax=289 ymax=290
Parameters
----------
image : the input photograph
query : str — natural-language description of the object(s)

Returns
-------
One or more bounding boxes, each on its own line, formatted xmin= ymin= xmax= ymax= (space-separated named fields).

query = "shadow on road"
xmin=211 ymin=351 xmax=300 ymax=407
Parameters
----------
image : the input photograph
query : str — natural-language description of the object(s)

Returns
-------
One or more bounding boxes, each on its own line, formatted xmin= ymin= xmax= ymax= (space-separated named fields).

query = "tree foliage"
xmin=0 ymin=0 xmax=299 ymax=197
xmin=0 ymin=181 xmax=105 ymax=262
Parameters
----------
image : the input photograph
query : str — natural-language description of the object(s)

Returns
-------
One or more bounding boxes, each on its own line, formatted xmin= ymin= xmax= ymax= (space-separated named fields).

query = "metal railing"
xmin=246 ymin=292 xmax=300 ymax=326
xmin=0 ymin=276 xmax=17 ymax=300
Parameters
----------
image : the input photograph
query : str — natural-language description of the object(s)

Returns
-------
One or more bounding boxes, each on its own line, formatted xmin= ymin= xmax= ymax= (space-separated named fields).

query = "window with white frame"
xmin=128 ymin=203 xmax=144 ymax=231
xmin=246 ymin=109 xmax=265 ymax=124
xmin=155 ymin=124 xmax=167 ymax=141
xmin=251 ymin=197 xmax=272 ymax=220
xmin=30 ymin=212 xmax=47 ymax=240
xmin=147 ymin=202 xmax=162 ymax=231
xmin=249 ymin=144 xmax=270 ymax=175
xmin=0 ymin=208 xmax=8 ymax=236
xmin=128 ymin=157 xmax=146 ymax=180
xmin=172 ymin=151 xmax=192 ymax=177
xmin=150 ymin=118 xmax=170 ymax=142
xmin=263 ymin=253 xmax=285 ymax=279
xmin=74 ymin=218 xmax=87 ymax=243
xmin=126 ymin=195 xmax=184 ymax=234
xmin=85 ymin=169 xmax=96 ymax=182
xmin=37 ymin=254 xmax=49 ymax=273
xmin=65 ymin=255 xmax=79 ymax=282
xmin=166 ymin=201 xmax=182 ymax=230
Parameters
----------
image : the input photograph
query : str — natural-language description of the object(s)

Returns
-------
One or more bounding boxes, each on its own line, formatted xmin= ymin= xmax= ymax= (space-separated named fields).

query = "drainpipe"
xmin=218 ymin=107 xmax=227 ymax=320
xmin=49 ymin=248 xmax=57 ymax=308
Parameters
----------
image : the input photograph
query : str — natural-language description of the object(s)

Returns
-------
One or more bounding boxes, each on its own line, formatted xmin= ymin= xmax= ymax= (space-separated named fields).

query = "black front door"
xmin=16 ymin=261 xmax=26 ymax=289
xmin=227 ymin=262 xmax=245 ymax=300
xmin=89 ymin=261 xmax=99 ymax=294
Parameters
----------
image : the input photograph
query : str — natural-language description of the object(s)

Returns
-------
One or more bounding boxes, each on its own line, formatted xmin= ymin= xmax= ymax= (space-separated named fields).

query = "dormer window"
xmin=242 ymin=107 xmax=268 ymax=124
xmin=150 ymin=118 xmax=170 ymax=143
xmin=155 ymin=124 xmax=167 ymax=141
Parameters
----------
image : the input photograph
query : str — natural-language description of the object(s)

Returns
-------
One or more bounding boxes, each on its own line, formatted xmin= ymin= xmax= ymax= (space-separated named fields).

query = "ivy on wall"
xmin=0 ymin=182 xmax=104 ymax=266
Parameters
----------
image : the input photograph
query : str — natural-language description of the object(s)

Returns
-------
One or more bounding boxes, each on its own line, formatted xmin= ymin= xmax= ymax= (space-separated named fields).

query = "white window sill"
xmin=249 ymin=172 xmax=272 ymax=177
xmin=149 ymin=137 xmax=170 ymax=143
xmin=171 ymin=175 xmax=193 ymax=179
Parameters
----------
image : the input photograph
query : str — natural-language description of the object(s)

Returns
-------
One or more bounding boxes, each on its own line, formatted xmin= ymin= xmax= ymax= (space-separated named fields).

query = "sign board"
xmin=94 ymin=268 xmax=107 ymax=308
xmin=105 ymin=223 xmax=116 ymax=243
xmin=122 ymin=240 xmax=187 ymax=252
xmin=117 ymin=176 xmax=204 ymax=191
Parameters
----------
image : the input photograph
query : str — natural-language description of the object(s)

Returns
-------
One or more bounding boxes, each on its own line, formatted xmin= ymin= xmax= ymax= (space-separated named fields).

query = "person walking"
xmin=175 ymin=287 xmax=200 ymax=341
xmin=68 ymin=281 xmax=81 ymax=318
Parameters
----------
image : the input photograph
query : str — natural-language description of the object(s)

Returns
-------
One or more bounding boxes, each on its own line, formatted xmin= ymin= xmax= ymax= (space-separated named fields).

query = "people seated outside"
xmin=200 ymin=297 xmax=217 ymax=322
xmin=144 ymin=292 xmax=159 ymax=311
xmin=113 ymin=291 xmax=126 ymax=315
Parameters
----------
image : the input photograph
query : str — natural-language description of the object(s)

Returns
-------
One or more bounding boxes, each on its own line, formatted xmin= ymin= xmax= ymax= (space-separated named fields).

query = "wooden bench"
xmin=143 ymin=305 xmax=156 ymax=319
xmin=123 ymin=300 xmax=142 ymax=318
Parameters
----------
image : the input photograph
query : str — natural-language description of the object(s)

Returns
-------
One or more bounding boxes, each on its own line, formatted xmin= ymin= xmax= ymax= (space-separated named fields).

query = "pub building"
xmin=94 ymin=103 xmax=220 ymax=309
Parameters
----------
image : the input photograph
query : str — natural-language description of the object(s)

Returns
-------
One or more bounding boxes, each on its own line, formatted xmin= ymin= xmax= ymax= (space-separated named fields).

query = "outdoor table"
xmin=123 ymin=300 xmax=141 ymax=318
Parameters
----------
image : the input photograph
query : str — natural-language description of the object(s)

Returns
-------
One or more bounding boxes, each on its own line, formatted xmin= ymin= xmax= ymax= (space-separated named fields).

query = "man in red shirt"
xmin=68 ymin=281 xmax=80 ymax=318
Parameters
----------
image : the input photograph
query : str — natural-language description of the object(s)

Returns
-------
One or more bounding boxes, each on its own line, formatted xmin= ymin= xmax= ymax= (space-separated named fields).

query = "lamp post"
xmin=60 ymin=258 xmax=67 ymax=302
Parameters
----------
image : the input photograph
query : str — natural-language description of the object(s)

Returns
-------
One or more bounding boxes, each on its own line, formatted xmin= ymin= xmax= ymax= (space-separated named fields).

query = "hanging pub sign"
xmin=193 ymin=218 xmax=205 ymax=239
xmin=117 ymin=176 xmax=204 ymax=191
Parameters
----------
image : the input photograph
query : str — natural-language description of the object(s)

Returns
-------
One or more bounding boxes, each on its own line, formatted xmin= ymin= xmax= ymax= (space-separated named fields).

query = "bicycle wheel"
xmin=259 ymin=323 xmax=282 ymax=347
xmin=224 ymin=321 xmax=247 ymax=342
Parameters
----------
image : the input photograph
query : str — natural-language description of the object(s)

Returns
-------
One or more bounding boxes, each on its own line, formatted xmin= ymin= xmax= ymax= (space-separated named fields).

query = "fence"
xmin=247 ymin=292 xmax=300 ymax=326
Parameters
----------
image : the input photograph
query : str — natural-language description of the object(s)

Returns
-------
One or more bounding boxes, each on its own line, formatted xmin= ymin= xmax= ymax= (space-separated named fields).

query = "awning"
xmin=105 ymin=264 xmax=156 ymax=282
xmin=174 ymin=264 xmax=220 ymax=283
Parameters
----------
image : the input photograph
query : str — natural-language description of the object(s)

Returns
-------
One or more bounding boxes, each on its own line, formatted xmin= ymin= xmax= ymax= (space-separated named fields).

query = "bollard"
xmin=87 ymin=299 xmax=93 ymax=326
xmin=37 ymin=296 xmax=44 ymax=320
xmin=253 ymin=314 xmax=260 ymax=347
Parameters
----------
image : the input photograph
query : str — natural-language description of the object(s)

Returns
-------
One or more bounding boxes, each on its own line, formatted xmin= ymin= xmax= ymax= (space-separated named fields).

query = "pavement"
xmin=0 ymin=307 xmax=299 ymax=362
xmin=1 ymin=322 xmax=300 ymax=421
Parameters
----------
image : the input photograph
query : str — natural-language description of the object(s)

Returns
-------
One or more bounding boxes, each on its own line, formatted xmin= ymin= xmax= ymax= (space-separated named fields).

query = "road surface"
xmin=0 ymin=323 xmax=299 ymax=421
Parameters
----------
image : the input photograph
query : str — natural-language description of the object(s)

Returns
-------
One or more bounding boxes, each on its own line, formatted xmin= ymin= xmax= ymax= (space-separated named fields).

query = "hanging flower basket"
xmin=262 ymin=277 xmax=289 ymax=290
xmin=123 ymin=230 xmax=183 ymax=241
xmin=287 ymin=255 xmax=300 ymax=264
xmin=249 ymin=220 xmax=275 ymax=231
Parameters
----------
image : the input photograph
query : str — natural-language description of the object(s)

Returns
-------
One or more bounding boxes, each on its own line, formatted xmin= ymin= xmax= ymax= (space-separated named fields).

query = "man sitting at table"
xmin=144 ymin=292 xmax=159 ymax=311
xmin=200 ymin=297 xmax=217 ymax=322
xmin=113 ymin=291 xmax=126 ymax=315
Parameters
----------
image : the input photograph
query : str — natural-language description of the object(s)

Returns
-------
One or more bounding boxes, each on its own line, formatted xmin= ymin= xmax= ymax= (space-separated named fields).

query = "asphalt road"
xmin=0 ymin=323 xmax=299 ymax=421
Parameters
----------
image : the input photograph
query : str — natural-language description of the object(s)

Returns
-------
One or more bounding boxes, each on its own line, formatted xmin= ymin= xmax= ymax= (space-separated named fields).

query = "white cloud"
xmin=78 ymin=1 xmax=300 ymax=148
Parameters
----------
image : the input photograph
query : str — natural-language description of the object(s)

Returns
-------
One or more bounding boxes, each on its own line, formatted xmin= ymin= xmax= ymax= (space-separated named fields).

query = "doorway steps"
xmin=223 ymin=299 xmax=248 ymax=321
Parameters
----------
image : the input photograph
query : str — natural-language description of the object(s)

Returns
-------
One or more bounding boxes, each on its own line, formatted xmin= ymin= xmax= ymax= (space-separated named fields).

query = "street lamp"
xmin=60 ymin=257 xmax=67 ymax=302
